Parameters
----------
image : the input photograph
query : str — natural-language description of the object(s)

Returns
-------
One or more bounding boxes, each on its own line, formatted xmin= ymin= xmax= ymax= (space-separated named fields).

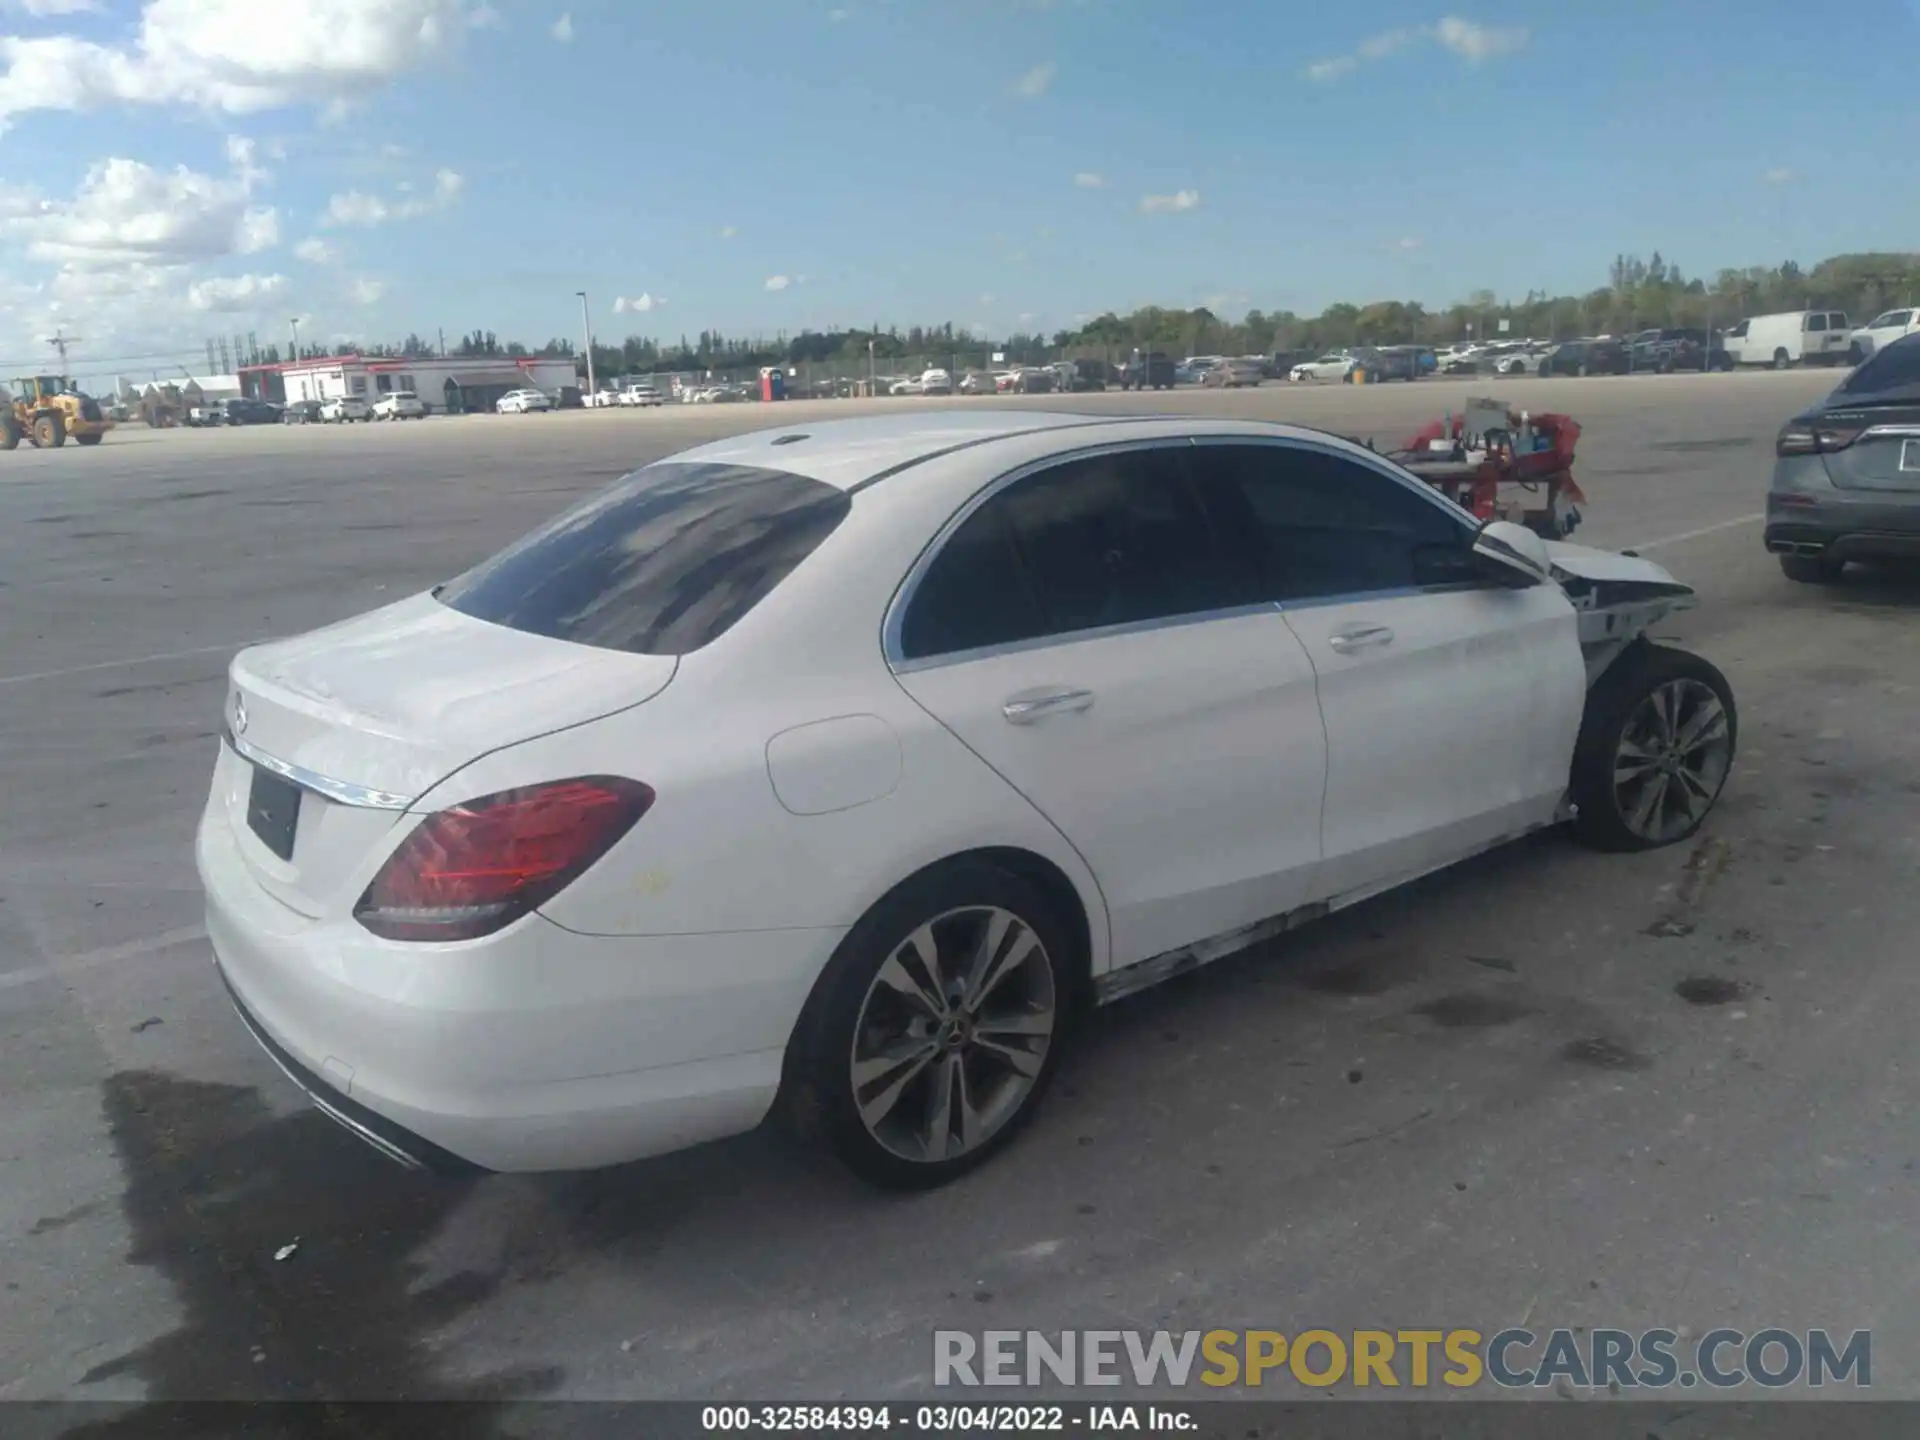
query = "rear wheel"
xmin=786 ymin=861 xmax=1077 ymax=1189
xmin=1779 ymin=552 xmax=1844 ymax=584
xmin=1772 ymin=349 xmax=1792 ymax=370
xmin=0 ymin=415 xmax=18 ymax=450
xmin=75 ymin=431 xmax=103 ymax=446
xmin=1570 ymin=642 xmax=1737 ymax=853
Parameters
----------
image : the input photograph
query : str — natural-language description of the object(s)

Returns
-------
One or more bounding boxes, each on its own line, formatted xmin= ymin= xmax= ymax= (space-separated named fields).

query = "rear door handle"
xmin=1328 ymin=624 xmax=1395 ymax=654
xmin=1002 ymin=687 xmax=1095 ymax=724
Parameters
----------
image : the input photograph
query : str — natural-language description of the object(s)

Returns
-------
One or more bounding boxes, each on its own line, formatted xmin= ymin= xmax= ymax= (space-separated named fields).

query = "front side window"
xmin=898 ymin=447 xmax=1247 ymax=661
xmin=437 ymin=462 xmax=850 ymax=656
xmin=1189 ymin=443 xmax=1472 ymax=601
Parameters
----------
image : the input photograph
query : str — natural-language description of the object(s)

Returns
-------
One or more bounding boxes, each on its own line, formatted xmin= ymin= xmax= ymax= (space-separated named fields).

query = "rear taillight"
xmin=355 ymin=776 xmax=654 ymax=942
xmin=1776 ymin=423 xmax=1865 ymax=457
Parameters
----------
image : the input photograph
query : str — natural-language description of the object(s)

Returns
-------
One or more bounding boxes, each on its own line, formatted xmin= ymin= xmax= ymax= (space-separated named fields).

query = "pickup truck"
xmin=1116 ymin=352 xmax=1176 ymax=391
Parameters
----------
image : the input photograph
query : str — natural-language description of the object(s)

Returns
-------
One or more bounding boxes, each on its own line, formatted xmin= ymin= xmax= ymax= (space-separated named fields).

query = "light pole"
xmin=288 ymin=317 xmax=300 ymax=363
xmin=577 ymin=291 xmax=596 ymax=398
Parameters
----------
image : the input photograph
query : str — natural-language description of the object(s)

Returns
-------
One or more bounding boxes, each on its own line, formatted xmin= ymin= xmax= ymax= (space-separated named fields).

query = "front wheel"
xmin=786 ymin=861 xmax=1077 ymax=1189
xmin=1569 ymin=642 xmax=1737 ymax=853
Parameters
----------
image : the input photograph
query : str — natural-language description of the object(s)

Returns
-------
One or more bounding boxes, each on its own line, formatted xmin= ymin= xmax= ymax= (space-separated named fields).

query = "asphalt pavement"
xmin=5 ymin=371 xmax=1919 ymax=1422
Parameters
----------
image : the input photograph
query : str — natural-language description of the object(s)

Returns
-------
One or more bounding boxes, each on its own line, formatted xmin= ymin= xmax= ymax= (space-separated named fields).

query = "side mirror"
xmin=1471 ymin=520 xmax=1553 ymax=587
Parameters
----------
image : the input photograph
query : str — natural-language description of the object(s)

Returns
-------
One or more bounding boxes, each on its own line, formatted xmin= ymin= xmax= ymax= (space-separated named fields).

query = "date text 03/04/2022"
xmin=701 ymin=1404 xmax=1195 ymax=1432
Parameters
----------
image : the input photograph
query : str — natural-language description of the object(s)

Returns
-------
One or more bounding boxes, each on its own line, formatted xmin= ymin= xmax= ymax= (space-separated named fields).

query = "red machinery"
xmin=1391 ymin=403 xmax=1588 ymax=539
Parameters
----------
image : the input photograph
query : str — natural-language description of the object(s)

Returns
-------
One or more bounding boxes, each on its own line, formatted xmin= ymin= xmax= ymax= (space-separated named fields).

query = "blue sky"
xmin=1 ymin=0 xmax=1916 ymax=379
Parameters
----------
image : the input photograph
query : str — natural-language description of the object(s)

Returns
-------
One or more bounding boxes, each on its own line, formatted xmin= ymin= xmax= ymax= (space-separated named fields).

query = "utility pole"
xmin=289 ymin=317 xmax=301 ymax=363
xmin=437 ymin=326 xmax=446 ymax=357
xmin=47 ymin=329 xmax=79 ymax=376
xmin=576 ymin=291 xmax=596 ymax=396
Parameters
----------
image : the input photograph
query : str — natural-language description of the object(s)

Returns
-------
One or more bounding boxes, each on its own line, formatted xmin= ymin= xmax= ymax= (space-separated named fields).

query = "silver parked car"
xmin=1765 ymin=334 xmax=1920 ymax=584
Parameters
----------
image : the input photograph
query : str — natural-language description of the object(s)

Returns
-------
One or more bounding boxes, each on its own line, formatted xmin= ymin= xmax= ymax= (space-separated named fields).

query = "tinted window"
xmin=1191 ymin=443 xmax=1472 ymax=600
xmin=1839 ymin=335 xmax=1920 ymax=395
xmin=897 ymin=504 xmax=1044 ymax=660
xmin=902 ymin=447 xmax=1246 ymax=658
xmin=1805 ymin=314 xmax=1827 ymax=331
xmin=437 ymin=462 xmax=850 ymax=656
xmin=997 ymin=448 xmax=1245 ymax=637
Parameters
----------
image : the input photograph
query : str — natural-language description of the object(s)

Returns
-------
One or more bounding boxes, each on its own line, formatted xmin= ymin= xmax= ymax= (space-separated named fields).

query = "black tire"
xmin=1772 ymin=349 xmax=1791 ymax=371
xmin=784 ymin=859 xmax=1080 ymax=1190
xmin=34 ymin=413 xmax=64 ymax=448
xmin=0 ymin=416 xmax=18 ymax=450
xmin=1779 ymin=552 xmax=1844 ymax=584
xmin=1569 ymin=641 xmax=1737 ymax=854
xmin=74 ymin=431 xmax=103 ymax=446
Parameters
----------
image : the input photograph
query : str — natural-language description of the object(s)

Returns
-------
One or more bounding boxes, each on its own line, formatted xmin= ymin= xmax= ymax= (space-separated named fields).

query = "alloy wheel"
xmin=849 ymin=906 xmax=1057 ymax=1165
xmin=1612 ymin=678 xmax=1733 ymax=843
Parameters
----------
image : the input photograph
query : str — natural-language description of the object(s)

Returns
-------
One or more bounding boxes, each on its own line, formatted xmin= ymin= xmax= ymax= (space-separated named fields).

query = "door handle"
xmin=1002 ymin=688 xmax=1095 ymax=724
xmin=1328 ymin=624 xmax=1395 ymax=654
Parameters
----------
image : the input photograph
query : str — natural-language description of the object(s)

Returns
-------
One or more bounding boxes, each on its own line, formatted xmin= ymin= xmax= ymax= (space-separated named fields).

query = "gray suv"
xmin=1765 ymin=334 xmax=1920 ymax=583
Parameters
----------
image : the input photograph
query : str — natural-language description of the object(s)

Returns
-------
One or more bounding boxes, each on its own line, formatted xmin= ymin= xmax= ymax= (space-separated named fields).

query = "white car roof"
xmin=663 ymin=411 xmax=1395 ymax=493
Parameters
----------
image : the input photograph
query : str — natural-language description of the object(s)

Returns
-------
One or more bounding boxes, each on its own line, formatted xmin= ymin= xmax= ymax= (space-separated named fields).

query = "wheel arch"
xmin=777 ymin=843 xmax=1105 ymax=1106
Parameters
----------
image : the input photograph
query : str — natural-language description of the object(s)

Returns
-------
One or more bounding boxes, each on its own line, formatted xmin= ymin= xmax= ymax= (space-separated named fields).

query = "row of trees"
xmin=254 ymin=251 xmax=1920 ymax=378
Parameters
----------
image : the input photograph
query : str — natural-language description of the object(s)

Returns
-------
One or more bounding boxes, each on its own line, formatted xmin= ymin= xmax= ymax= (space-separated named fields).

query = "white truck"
xmin=1728 ymin=310 xmax=1852 ymax=369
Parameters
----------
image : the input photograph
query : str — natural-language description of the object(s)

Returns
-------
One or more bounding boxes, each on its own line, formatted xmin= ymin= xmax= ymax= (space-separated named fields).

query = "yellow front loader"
xmin=1 ymin=375 xmax=115 ymax=450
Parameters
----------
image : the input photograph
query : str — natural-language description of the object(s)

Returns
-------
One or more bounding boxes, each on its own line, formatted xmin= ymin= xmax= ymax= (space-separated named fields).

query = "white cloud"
xmin=1139 ymin=188 xmax=1200 ymax=214
xmin=1392 ymin=236 xmax=1423 ymax=250
xmin=1010 ymin=61 xmax=1055 ymax=98
xmin=236 ymin=205 xmax=279 ymax=253
xmin=551 ymin=11 xmax=573 ymax=41
xmin=8 ymin=156 xmax=275 ymax=267
xmin=765 ymin=274 xmax=791 ymax=291
xmin=719 ymin=223 xmax=737 ymax=239
xmin=293 ymin=236 xmax=339 ymax=263
xmin=1762 ymin=166 xmax=1797 ymax=185
xmin=350 ymin=276 xmax=384 ymax=305
xmin=1432 ymin=16 xmax=1528 ymax=62
xmin=188 ymin=271 xmax=286 ymax=310
xmin=321 ymin=166 xmax=461 ymax=226
xmin=614 ymin=292 xmax=662 ymax=313
xmin=468 ymin=2 xmax=501 ymax=26
xmin=324 ymin=190 xmax=388 ymax=226
xmin=5 ymin=0 xmax=102 ymax=13
xmin=1073 ymin=170 xmax=1105 ymax=189
xmin=827 ymin=6 xmax=848 ymax=19
xmin=1307 ymin=16 xmax=1527 ymax=81
xmin=0 ymin=0 xmax=470 ymax=129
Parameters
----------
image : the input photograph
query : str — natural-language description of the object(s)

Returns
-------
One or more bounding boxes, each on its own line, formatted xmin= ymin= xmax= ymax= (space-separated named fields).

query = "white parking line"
xmin=1623 ymin=512 xmax=1766 ymax=553
xmin=0 ymin=640 xmax=249 ymax=689
xmin=0 ymin=924 xmax=209 ymax=993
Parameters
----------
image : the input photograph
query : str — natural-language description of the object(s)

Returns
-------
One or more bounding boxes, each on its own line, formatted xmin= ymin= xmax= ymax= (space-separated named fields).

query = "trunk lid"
xmin=1818 ymin=400 xmax=1920 ymax=494
xmin=220 ymin=591 xmax=676 ymax=917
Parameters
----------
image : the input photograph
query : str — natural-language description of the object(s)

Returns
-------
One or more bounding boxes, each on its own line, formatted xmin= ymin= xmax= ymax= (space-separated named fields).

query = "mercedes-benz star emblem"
xmin=231 ymin=695 xmax=248 ymax=736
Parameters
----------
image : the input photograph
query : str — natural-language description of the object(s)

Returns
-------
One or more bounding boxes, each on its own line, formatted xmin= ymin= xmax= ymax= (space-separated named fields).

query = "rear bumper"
xmin=198 ymin=802 xmax=830 ymax=1172
xmin=1766 ymin=490 xmax=1920 ymax=561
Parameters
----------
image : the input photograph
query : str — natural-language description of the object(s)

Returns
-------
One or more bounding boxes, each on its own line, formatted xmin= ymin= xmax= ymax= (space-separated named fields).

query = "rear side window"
xmin=437 ymin=462 xmax=850 ymax=655
xmin=898 ymin=446 xmax=1248 ymax=660
xmin=1839 ymin=335 xmax=1920 ymax=395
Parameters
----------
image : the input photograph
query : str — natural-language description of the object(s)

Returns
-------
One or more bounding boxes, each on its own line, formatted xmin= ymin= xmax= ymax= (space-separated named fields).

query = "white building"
xmin=244 ymin=354 xmax=580 ymax=414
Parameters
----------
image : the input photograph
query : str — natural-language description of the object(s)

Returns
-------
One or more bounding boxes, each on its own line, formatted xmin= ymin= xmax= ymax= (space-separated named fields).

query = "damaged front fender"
xmin=1543 ymin=540 xmax=1697 ymax=686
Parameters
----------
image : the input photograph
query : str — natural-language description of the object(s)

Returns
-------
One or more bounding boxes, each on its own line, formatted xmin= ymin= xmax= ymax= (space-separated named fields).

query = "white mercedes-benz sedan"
xmin=199 ymin=410 xmax=1736 ymax=1189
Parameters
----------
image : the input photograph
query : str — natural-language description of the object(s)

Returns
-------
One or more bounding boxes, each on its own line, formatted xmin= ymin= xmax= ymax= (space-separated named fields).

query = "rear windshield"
xmin=436 ymin=462 xmax=850 ymax=655
xmin=1837 ymin=336 xmax=1920 ymax=396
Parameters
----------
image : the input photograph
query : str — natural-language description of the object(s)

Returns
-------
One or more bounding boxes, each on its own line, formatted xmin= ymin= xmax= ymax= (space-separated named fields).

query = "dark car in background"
xmin=1540 ymin=338 xmax=1631 ymax=377
xmin=222 ymin=397 xmax=281 ymax=425
xmin=1358 ymin=346 xmax=1419 ymax=382
xmin=1116 ymin=351 xmax=1176 ymax=391
xmin=1631 ymin=328 xmax=1734 ymax=373
xmin=1765 ymin=334 xmax=1920 ymax=584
